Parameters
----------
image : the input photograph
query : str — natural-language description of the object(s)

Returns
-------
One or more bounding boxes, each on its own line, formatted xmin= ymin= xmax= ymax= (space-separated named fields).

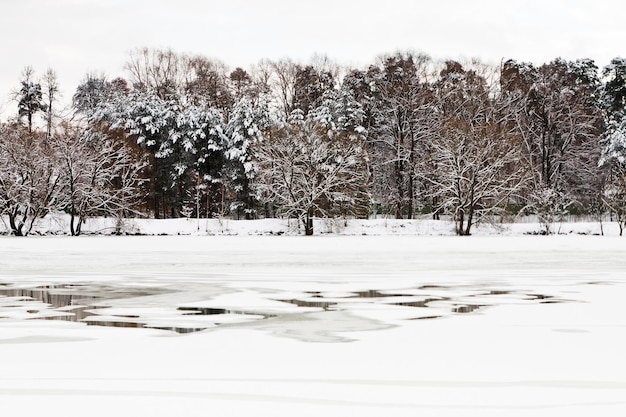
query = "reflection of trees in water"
xmin=0 ymin=287 xmax=76 ymax=308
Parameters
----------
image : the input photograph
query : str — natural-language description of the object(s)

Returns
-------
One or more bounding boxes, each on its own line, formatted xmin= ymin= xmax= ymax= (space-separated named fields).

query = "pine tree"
xmin=16 ymin=66 xmax=45 ymax=133
xmin=601 ymin=57 xmax=626 ymax=124
xmin=225 ymin=96 xmax=272 ymax=219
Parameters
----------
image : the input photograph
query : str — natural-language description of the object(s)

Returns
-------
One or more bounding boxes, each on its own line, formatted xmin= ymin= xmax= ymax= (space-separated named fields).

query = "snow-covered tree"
xmin=225 ymin=96 xmax=272 ymax=218
xmin=501 ymin=58 xmax=604 ymax=210
xmin=342 ymin=68 xmax=378 ymax=131
xmin=308 ymin=89 xmax=366 ymax=133
xmin=292 ymin=64 xmax=335 ymax=115
xmin=425 ymin=119 xmax=528 ymax=235
xmin=0 ymin=123 xmax=61 ymax=236
xmin=309 ymin=89 xmax=371 ymax=218
xmin=73 ymin=74 xmax=129 ymax=115
xmin=53 ymin=123 xmax=147 ymax=236
xmin=590 ymin=58 xmax=626 ymax=234
xmin=365 ymin=52 xmax=436 ymax=218
xmin=601 ymin=57 xmax=626 ymax=125
xmin=602 ymin=169 xmax=626 ymax=235
xmin=599 ymin=115 xmax=626 ymax=235
xmin=175 ymin=103 xmax=228 ymax=217
xmin=421 ymin=62 xmax=528 ymax=235
xmin=89 ymin=89 xmax=228 ymax=218
xmin=256 ymin=110 xmax=369 ymax=235
xmin=526 ymin=185 xmax=573 ymax=234
xmin=16 ymin=66 xmax=46 ymax=133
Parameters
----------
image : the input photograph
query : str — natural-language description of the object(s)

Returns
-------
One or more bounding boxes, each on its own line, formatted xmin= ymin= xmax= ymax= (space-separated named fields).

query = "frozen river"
xmin=1 ymin=235 xmax=625 ymax=416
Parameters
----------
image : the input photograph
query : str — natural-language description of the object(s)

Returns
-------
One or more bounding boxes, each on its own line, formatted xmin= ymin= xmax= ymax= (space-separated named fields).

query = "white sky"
xmin=0 ymin=0 xmax=624 ymax=117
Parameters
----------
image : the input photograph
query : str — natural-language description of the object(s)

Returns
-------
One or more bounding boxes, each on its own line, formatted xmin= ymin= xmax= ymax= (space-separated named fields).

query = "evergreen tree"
xmin=225 ymin=96 xmax=272 ymax=219
xmin=89 ymin=89 xmax=228 ymax=218
xmin=601 ymin=57 xmax=626 ymax=124
xmin=16 ymin=66 xmax=45 ymax=133
xmin=73 ymin=74 xmax=114 ymax=115
xmin=599 ymin=60 xmax=626 ymax=233
xmin=292 ymin=65 xmax=334 ymax=116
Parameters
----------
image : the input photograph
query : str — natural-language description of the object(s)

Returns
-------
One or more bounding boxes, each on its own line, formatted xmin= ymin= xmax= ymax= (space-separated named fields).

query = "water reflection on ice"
xmin=0 ymin=281 xmax=577 ymax=339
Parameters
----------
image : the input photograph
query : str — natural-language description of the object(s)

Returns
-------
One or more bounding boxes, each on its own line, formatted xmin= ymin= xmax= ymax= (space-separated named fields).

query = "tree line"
xmin=2 ymin=48 xmax=626 ymax=235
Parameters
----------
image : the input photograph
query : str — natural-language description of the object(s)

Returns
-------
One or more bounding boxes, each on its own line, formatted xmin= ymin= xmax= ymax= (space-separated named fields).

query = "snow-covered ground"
xmin=1 ymin=235 xmax=625 ymax=416
xmin=2 ymin=213 xmax=621 ymax=236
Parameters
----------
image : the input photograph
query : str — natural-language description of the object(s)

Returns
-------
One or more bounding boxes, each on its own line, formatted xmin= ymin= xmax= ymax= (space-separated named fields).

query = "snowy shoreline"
xmin=1 ymin=214 xmax=621 ymax=237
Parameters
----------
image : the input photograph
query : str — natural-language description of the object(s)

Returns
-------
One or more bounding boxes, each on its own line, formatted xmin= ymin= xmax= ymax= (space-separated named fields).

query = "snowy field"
xmin=1 ymin=234 xmax=625 ymax=416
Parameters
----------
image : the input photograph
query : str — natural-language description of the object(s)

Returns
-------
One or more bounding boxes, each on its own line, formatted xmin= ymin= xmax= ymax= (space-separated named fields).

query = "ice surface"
xmin=0 ymin=235 xmax=625 ymax=416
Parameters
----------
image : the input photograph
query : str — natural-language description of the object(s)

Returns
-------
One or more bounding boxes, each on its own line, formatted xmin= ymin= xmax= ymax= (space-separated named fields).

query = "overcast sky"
xmin=0 ymin=0 xmax=624 ymax=117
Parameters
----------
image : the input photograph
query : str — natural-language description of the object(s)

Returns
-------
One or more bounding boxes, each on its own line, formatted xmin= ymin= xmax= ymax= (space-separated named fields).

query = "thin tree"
xmin=42 ymin=68 xmax=60 ymax=140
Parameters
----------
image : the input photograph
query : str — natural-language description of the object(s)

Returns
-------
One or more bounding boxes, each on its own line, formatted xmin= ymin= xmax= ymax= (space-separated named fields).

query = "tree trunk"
xmin=464 ymin=206 xmax=474 ymax=236
xmin=76 ymin=217 xmax=83 ymax=236
xmin=243 ymin=179 xmax=253 ymax=220
xmin=70 ymin=210 xmax=77 ymax=236
xmin=395 ymin=201 xmax=403 ymax=219
xmin=395 ymin=156 xmax=404 ymax=219
xmin=154 ymin=197 xmax=160 ymax=219
xmin=46 ymin=102 xmax=53 ymax=141
xmin=304 ymin=209 xmax=314 ymax=236
xmin=8 ymin=213 xmax=24 ymax=237
xmin=432 ymin=197 xmax=440 ymax=220
xmin=455 ymin=209 xmax=464 ymax=236
xmin=407 ymin=175 xmax=414 ymax=220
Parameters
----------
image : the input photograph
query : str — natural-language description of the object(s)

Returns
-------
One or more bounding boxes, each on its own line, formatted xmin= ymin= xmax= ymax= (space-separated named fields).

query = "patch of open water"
xmin=0 ymin=281 xmax=578 ymax=336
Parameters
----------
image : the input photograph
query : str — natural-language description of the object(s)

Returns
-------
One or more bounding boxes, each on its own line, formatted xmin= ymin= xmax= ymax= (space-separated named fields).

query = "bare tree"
xmin=501 ymin=59 xmax=603 ymax=209
xmin=184 ymin=55 xmax=233 ymax=110
xmin=269 ymin=59 xmax=299 ymax=121
xmin=0 ymin=123 xmax=61 ymax=236
xmin=125 ymin=47 xmax=186 ymax=99
xmin=422 ymin=116 xmax=528 ymax=235
xmin=367 ymin=52 xmax=436 ymax=218
xmin=419 ymin=60 xmax=529 ymax=235
xmin=249 ymin=59 xmax=274 ymax=99
xmin=42 ymin=68 xmax=60 ymax=140
xmin=256 ymin=114 xmax=369 ymax=235
xmin=53 ymin=123 xmax=147 ymax=236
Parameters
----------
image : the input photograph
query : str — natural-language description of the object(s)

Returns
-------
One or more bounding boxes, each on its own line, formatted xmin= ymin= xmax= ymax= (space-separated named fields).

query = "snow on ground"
xmin=1 ymin=212 xmax=620 ymax=236
xmin=0 ymin=235 xmax=625 ymax=416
